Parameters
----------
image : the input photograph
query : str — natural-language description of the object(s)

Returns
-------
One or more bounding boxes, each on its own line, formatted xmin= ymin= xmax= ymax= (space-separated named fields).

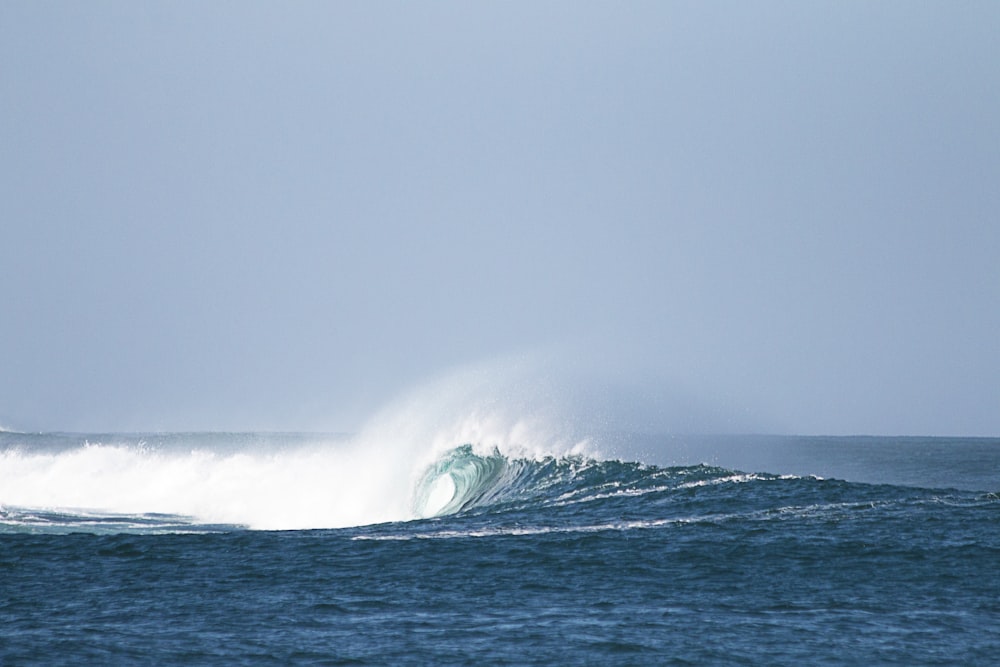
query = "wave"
xmin=375 ymin=448 xmax=999 ymax=542
xmin=410 ymin=445 xmax=793 ymax=519
xmin=4 ymin=361 xmax=992 ymax=533
xmin=0 ymin=439 xmax=577 ymax=532
xmin=0 ymin=396 xmax=596 ymax=532
xmin=3 ymin=431 xmax=993 ymax=535
xmin=411 ymin=444 xmax=601 ymax=518
xmin=0 ymin=437 xmax=695 ymax=533
xmin=0 ymin=423 xmax=771 ymax=533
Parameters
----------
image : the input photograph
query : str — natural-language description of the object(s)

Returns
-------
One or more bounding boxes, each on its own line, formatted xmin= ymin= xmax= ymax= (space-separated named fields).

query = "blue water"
xmin=2 ymin=432 xmax=999 ymax=664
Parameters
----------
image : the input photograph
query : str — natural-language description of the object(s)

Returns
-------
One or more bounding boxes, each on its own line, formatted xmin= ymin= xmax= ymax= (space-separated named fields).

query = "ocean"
xmin=1 ymin=429 xmax=998 ymax=665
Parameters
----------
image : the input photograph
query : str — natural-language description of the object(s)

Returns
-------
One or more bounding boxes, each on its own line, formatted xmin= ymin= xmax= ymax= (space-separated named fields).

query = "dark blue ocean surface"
xmin=2 ymin=434 xmax=999 ymax=665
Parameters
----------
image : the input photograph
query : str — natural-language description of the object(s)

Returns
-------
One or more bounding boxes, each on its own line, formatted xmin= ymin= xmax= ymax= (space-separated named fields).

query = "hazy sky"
xmin=2 ymin=2 xmax=998 ymax=435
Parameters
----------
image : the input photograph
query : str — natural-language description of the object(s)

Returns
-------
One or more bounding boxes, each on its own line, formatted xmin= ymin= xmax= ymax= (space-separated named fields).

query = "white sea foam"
xmin=351 ymin=518 xmax=689 ymax=541
xmin=0 ymin=438 xmax=405 ymax=530
xmin=549 ymin=484 xmax=676 ymax=508
xmin=675 ymin=472 xmax=799 ymax=488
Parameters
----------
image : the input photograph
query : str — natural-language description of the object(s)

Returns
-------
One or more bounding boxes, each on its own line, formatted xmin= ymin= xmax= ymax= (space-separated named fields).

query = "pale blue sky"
xmin=2 ymin=2 xmax=998 ymax=434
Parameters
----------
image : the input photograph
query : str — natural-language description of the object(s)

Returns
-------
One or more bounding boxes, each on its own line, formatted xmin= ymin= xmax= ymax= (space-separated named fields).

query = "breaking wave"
xmin=4 ymin=363 xmax=990 ymax=534
xmin=3 ymin=428 xmax=994 ymax=536
xmin=0 ymin=361 xmax=604 ymax=531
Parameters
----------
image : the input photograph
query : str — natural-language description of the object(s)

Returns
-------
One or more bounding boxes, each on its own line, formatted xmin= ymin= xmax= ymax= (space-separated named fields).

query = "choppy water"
xmin=2 ymin=431 xmax=998 ymax=664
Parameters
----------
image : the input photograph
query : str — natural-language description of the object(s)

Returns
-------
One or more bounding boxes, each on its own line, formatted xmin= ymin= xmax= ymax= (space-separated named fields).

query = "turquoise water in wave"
xmin=2 ymin=432 xmax=999 ymax=664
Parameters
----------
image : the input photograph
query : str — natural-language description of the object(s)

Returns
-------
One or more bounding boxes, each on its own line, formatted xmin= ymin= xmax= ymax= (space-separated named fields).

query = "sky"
xmin=1 ymin=1 xmax=998 ymax=435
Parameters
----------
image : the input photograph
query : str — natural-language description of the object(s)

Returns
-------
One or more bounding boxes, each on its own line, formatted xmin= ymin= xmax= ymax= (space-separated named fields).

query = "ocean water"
xmin=1 ymin=429 xmax=998 ymax=665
